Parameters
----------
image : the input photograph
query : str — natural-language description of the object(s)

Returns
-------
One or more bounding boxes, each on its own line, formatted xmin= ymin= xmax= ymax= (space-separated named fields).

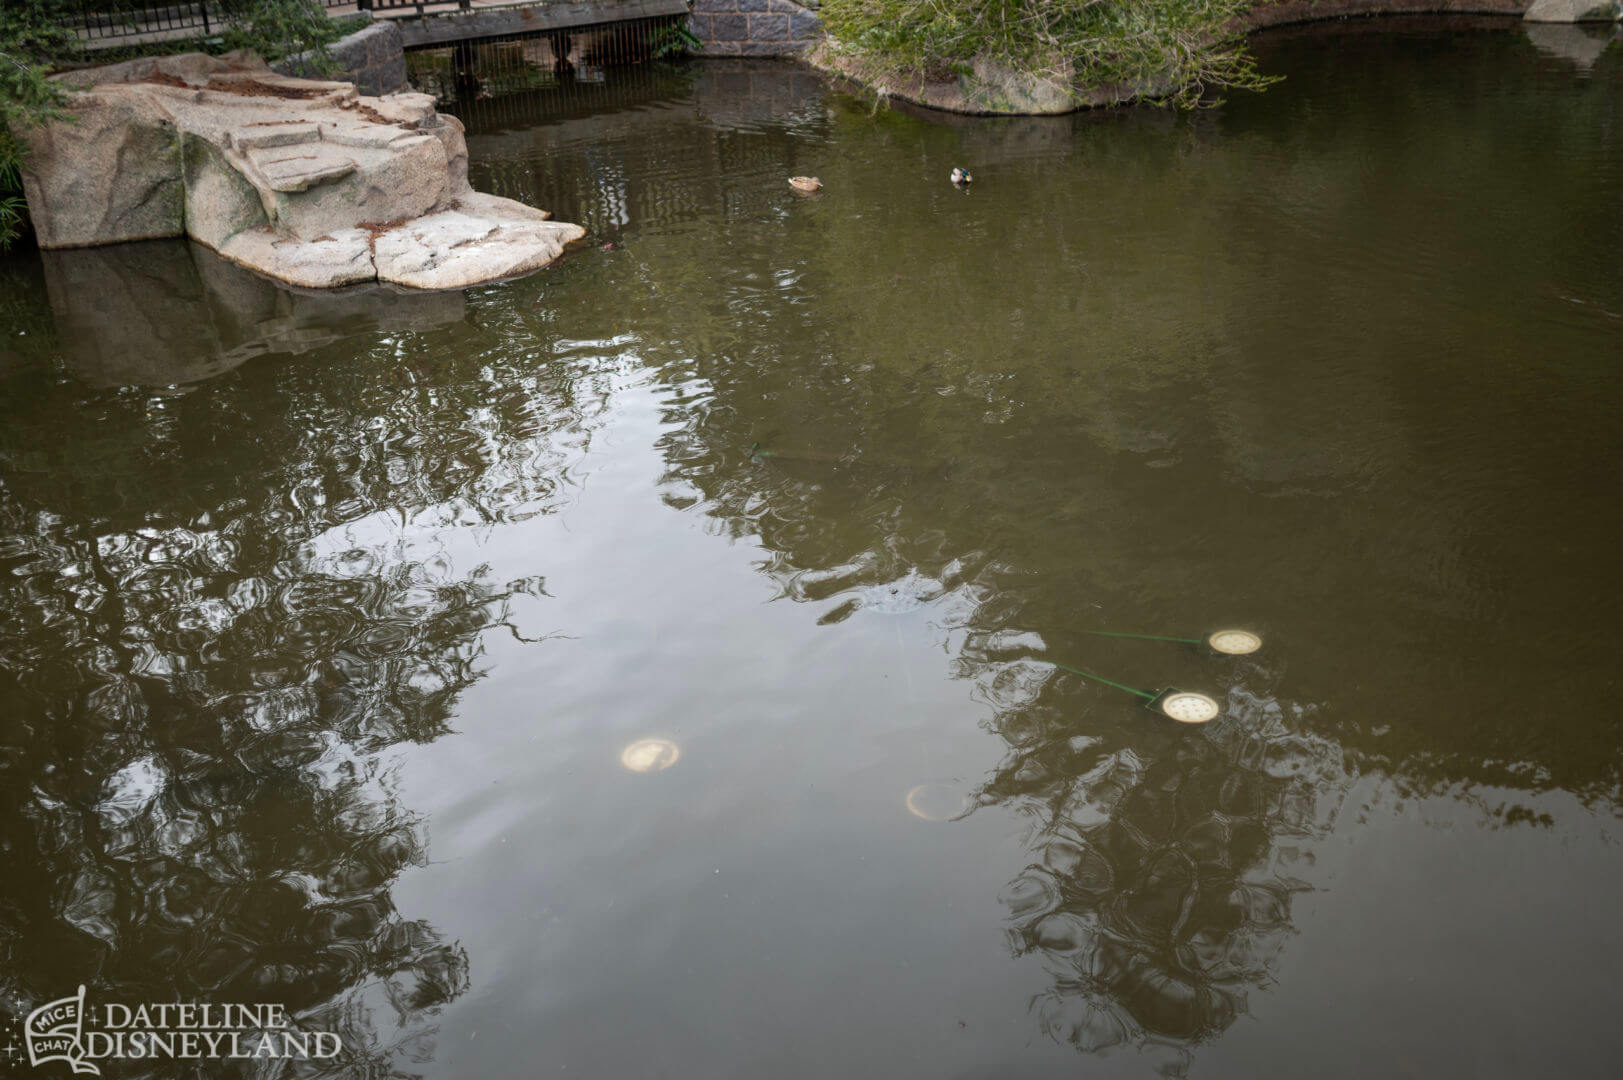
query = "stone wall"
xmin=689 ymin=0 xmax=824 ymax=56
xmin=1240 ymin=0 xmax=1529 ymax=28
xmin=273 ymin=21 xmax=408 ymax=97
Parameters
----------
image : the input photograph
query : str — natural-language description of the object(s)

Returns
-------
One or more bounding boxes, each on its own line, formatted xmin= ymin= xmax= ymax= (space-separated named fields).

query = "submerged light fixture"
xmin=621 ymin=738 xmax=681 ymax=772
xmin=1205 ymin=629 xmax=1262 ymax=655
xmin=1079 ymin=627 xmax=1264 ymax=657
xmin=905 ymin=782 xmax=972 ymax=822
xmin=1044 ymin=660 xmax=1223 ymax=726
xmin=1145 ymin=689 xmax=1222 ymax=724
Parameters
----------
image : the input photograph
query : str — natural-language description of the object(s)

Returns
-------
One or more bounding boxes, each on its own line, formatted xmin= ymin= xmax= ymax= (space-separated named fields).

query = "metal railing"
xmin=359 ymin=0 xmax=473 ymax=11
xmin=72 ymin=0 xmax=353 ymax=43
xmin=403 ymin=15 xmax=686 ymax=100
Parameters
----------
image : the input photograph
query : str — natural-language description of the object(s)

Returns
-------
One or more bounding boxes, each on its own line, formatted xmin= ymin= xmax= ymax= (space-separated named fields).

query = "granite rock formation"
xmin=20 ymin=52 xmax=584 ymax=290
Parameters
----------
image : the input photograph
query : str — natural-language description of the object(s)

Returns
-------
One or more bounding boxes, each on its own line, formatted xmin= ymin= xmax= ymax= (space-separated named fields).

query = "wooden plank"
xmin=393 ymin=0 xmax=690 ymax=47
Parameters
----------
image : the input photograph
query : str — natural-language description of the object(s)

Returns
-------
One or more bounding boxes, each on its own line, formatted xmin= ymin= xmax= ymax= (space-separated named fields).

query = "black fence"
xmin=404 ymin=16 xmax=688 ymax=102
xmin=73 ymin=0 xmax=353 ymax=44
xmin=359 ymin=0 xmax=472 ymax=11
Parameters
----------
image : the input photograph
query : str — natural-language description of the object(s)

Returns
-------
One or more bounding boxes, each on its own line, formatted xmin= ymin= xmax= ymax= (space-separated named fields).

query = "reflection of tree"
xmin=476 ymin=49 xmax=1619 ymax=1065
xmin=456 ymin=60 xmax=831 ymax=239
xmin=584 ymin=45 xmax=1623 ymax=802
xmin=0 ymin=501 xmax=483 ymax=1077
xmin=972 ymin=672 xmax=1339 ymax=1060
xmin=0 ymin=311 xmax=601 ymax=1076
xmin=634 ymin=215 xmax=1354 ymax=1057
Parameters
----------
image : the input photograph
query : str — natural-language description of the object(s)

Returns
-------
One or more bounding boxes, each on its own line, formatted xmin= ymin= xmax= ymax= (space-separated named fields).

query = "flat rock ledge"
xmin=21 ymin=52 xmax=585 ymax=290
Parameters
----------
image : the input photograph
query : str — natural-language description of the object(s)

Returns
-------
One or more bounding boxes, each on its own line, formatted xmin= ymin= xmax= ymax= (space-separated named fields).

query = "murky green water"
xmin=2 ymin=20 xmax=1621 ymax=1078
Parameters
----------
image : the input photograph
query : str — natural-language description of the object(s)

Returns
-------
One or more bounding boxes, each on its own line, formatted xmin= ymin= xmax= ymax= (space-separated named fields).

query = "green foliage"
xmin=819 ymin=0 xmax=1277 ymax=109
xmin=0 ymin=1 xmax=72 ymax=249
xmin=219 ymin=0 xmax=350 ymax=66
xmin=0 ymin=197 xmax=25 ymax=249
xmin=649 ymin=21 xmax=703 ymax=59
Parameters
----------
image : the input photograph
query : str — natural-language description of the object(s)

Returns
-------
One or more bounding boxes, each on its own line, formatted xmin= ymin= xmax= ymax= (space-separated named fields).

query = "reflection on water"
xmin=2 ymin=22 xmax=1622 ymax=1079
xmin=978 ymin=675 xmax=1339 ymax=1059
xmin=39 ymin=241 xmax=465 ymax=389
xmin=0 ymin=483 xmax=497 ymax=1072
xmin=0 ymin=253 xmax=605 ymax=1072
xmin=1523 ymin=23 xmax=1620 ymax=72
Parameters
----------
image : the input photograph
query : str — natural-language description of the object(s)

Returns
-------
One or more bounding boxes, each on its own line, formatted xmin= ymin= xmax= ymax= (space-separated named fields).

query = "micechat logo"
xmin=4 ymin=986 xmax=342 ymax=1073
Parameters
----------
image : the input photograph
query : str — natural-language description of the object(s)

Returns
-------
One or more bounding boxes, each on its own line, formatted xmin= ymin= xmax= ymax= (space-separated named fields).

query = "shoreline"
xmin=803 ymin=0 xmax=1580 ymax=117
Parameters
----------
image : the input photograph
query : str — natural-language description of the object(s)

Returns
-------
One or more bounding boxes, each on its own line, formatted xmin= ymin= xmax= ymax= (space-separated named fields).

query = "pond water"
xmin=2 ymin=19 xmax=1621 ymax=1079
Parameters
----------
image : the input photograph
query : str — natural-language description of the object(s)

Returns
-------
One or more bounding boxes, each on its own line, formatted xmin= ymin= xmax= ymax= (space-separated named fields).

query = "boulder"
xmin=218 ymin=226 xmax=377 ymax=289
xmin=18 ymin=87 xmax=184 ymax=247
xmin=371 ymin=210 xmax=585 ymax=290
xmin=273 ymin=21 xmax=411 ymax=97
xmin=1523 ymin=0 xmax=1621 ymax=20
xmin=182 ymin=131 xmax=269 ymax=250
xmin=20 ymin=52 xmax=584 ymax=290
xmin=965 ymin=55 xmax=1076 ymax=115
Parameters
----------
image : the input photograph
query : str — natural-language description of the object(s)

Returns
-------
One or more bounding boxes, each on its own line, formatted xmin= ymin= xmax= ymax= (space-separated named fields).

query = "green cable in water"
xmin=1046 ymin=660 xmax=1156 ymax=701
xmin=1079 ymin=629 xmax=1200 ymax=645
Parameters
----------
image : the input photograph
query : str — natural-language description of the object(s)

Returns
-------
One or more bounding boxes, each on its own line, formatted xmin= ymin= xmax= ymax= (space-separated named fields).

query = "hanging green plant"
xmin=649 ymin=20 xmax=703 ymax=59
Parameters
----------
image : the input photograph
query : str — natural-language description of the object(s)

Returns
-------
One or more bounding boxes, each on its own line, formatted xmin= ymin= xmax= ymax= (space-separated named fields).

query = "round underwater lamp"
xmin=1045 ymin=660 xmax=1222 ymax=725
xmin=1205 ymin=629 xmax=1262 ymax=656
xmin=905 ymin=782 xmax=972 ymax=822
xmin=620 ymin=738 xmax=680 ymax=773
xmin=1080 ymin=627 xmax=1264 ymax=657
xmin=1146 ymin=689 xmax=1221 ymax=724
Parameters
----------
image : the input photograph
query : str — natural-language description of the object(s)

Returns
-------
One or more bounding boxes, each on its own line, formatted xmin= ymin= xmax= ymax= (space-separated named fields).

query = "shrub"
xmin=219 ymin=0 xmax=351 ymax=67
xmin=650 ymin=20 xmax=703 ymax=59
xmin=818 ymin=0 xmax=1276 ymax=109
xmin=0 ymin=2 xmax=71 ymax=248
